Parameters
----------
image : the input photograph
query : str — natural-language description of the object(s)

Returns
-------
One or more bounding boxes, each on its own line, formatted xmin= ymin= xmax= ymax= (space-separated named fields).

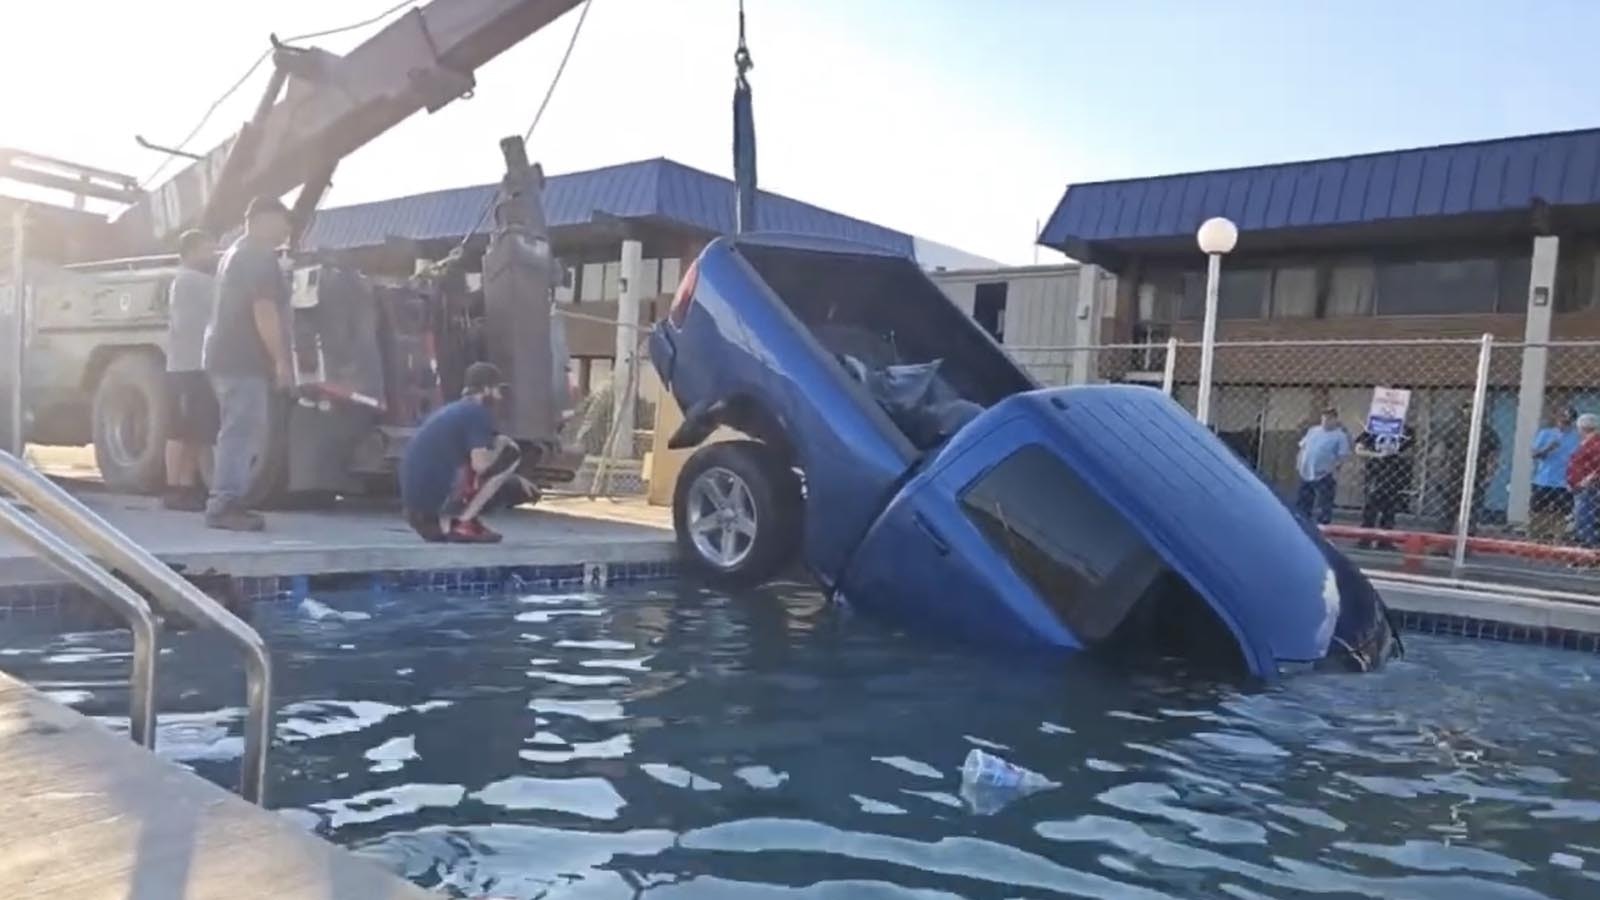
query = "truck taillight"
xmin=667 ymin=260 xmax=699 ymax=328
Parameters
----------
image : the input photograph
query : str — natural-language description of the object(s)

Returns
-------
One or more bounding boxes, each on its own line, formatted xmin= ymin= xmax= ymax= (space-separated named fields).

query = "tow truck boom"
xmin=114 ymin=0 xmax=583 ymax=254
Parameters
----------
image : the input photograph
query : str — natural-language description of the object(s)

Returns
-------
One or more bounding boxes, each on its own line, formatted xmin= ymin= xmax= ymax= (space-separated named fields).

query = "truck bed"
xmin=737 ymin=242 xmax=1034 ymax=452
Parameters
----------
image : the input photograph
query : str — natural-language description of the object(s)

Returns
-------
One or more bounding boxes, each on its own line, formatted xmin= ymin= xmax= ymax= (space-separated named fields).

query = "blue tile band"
xmin=0 ymin=560 xmax=679 ymax=630
xmin=1395 ymin=610 xmax=1600 ymax=653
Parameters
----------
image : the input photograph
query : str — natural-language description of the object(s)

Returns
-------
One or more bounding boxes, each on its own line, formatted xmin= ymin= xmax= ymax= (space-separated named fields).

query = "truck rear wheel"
xmin=91 ymin=353 xmax=168 ymax=494
xmin=672 ymin=441 xmax=800 ymax=589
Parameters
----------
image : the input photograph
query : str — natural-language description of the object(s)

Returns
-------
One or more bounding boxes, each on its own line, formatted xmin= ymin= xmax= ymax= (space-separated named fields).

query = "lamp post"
xmin=1194 ymin=216 xmax=1237 ymax=427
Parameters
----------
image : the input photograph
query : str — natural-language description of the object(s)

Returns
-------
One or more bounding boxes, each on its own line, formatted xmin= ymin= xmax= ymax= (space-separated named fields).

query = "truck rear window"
xmin=960 ymin=445 xmax=1162 ymax=643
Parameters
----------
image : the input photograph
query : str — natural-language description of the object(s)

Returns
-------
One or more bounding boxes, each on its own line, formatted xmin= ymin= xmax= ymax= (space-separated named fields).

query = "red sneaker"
xmin=447 ymin=519 xmax=503 ymax=544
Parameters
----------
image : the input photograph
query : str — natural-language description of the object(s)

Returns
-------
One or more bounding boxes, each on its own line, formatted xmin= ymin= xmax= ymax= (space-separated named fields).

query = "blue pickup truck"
xmin=649 ymin=234 xmax=1399 ymax=679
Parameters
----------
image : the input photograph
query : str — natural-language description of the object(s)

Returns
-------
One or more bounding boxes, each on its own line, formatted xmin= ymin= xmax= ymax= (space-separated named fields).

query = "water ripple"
xmin=7 ymin=583 xmax=1600 ymax=899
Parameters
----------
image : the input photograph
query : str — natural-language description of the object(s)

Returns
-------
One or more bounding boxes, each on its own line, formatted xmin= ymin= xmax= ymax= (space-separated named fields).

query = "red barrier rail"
xmin=1321 ymin=524 xmax=1600 ymax=572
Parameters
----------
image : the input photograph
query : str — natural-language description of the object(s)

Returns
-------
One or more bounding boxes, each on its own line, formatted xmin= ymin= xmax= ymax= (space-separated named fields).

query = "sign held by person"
xmin=1365 ymin=387 xmax=1411 ymax=452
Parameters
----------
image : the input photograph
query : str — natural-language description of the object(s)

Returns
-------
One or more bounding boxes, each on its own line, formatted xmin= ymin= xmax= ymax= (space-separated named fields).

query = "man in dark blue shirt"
xmin=203 ymin=195 xmax=292 ymax=532
xmin=402 ymin=362 xmax=536 ymax=542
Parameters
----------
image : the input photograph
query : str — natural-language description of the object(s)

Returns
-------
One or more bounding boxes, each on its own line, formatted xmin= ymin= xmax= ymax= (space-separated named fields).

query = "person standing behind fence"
xmin=1354 ymin=424 xmax=1414 ymax=548
xmin=1531 ymin=407 xmax=1581 ymax=541
xmin=1435 ymin=400 xmax=1501 ymax=538
xmin=1569 ymin=414 xmax=1600 ymax=550
xmin=162 ymin=230 xmax=218 ymax=512
xmin=1295 ymin=407 xmax=1351 ymax=525
xmin=202 ymin=196 xmax=293 ymax=533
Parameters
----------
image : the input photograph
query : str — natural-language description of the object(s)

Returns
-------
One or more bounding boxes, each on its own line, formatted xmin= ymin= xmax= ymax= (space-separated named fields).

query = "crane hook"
xmin=734 ymin=0 xmax=753 ymax=80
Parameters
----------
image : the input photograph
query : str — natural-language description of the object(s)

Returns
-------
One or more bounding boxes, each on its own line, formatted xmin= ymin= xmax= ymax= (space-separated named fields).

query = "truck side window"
xmin=960 ymin=445 xmax=1161 ymax=643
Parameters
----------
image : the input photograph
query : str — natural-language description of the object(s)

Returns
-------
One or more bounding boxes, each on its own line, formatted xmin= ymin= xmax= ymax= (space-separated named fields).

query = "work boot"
xmin=206 ymin=505 xmax=265 ymax=532
xmin=162 ymin=488 xmax=206 ymax=512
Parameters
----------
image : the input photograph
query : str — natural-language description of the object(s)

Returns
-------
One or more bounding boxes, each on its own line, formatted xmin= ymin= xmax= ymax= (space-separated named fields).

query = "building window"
xmin=1375 ymin=257 xmax=1499 ymax=316
xmin=973 ymin=281 xmax=1007 ymax=341
xmin=1324 ymin=260 xmax=1376 ymax=316
xmin=1136 ymin=269 xmax=1186 ymax=324
xmin=660 ymin=258 xmax=683 ymax=294
xmin=1497 ymin=254 xmax=1531 ymax=314
xmin=1156 ymin=247 xmax=1543 ymax=321
xmin=555 ymin=266 xmax=576 ymax=304
xmin=579 ymin=262 xmax=605 ymax=302
xmin=1178 ymin=268 xmax=1270 ymax=320
xmin=638 ymin=259 xmax=662 ymax=297
xmin=1219 ymin=269 xmax=1270 ymax=319
xmin=1270 ymin=266 xmax=1319 ymax=318
xmin=1556 ymin=243 xmax=1598 ymax=313
xmin=1179 ymin=271 xmax=1206 ymax=320
xmin=602 ymin=261 xmax=622 ymax=300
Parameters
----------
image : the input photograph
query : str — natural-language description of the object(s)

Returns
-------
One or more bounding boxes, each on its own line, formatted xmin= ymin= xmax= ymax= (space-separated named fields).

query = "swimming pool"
xmin=4 ymin=580 xmax=1599 ymax=898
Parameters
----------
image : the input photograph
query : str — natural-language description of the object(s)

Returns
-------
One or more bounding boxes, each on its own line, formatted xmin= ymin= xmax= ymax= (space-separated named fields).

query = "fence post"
xmin=1452 ymin=333 xmax=1495 ymax=573
xmin=5 ymin=204 xmax=25 ymax=457
xmin=1160 ymin=337 xmax=1178 ymax=397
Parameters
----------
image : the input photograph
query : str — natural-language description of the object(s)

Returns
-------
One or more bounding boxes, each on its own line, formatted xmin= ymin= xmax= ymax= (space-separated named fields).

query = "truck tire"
xmin=672 ymin=440 xmax=801 ymax=589
xmin=91 ymin=352 xmax=169 ymax=494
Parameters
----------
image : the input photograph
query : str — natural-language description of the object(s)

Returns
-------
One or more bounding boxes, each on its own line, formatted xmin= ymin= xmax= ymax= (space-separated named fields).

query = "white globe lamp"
xmin=1196 ymin=216 xmax=1238 ymax=256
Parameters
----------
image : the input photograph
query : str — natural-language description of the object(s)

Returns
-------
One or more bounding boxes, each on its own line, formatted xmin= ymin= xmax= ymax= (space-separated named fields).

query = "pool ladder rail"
xmin=0 ymin=451 xmax=273 ymax=804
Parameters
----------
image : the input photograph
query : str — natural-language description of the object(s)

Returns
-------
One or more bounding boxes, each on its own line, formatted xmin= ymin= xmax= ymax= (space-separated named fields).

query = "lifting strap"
xmin=732 ymin=0 xmax=757 ymax=234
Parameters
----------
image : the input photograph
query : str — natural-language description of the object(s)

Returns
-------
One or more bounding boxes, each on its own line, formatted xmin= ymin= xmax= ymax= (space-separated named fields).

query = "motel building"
xmin=1037 ymin=127 xmax=1600 ymax=528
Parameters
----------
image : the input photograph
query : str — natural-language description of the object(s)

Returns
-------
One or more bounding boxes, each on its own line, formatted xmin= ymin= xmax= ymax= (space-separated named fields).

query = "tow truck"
xmin=4 ymin=0 xmax=585 ymax=503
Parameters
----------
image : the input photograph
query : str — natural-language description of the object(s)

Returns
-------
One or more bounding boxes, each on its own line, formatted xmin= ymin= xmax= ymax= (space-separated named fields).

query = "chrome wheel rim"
xmin=686 ymin=466 xmax=758 ymax=569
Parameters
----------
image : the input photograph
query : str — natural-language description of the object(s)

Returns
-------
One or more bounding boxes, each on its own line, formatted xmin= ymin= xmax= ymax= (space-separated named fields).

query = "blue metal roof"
xmin=304 ymin=157 xmax=915 ymax=255
xmin=1039 ymin=127 xmax=1600 ymax=253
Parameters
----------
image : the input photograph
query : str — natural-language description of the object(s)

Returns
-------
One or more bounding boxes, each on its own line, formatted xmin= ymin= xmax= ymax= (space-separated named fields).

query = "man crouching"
xmin=401 ymin=362 xmax=539 ymax=543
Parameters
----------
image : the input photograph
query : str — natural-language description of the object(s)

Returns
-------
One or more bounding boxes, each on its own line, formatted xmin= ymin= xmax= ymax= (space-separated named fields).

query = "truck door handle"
xmin=913 ymin=513 xmax=950 ymax=556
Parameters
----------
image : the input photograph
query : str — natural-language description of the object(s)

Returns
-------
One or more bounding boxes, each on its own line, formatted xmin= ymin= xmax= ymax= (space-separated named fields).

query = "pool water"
xmin=5 ymin=581 xmax=1600 ymax=899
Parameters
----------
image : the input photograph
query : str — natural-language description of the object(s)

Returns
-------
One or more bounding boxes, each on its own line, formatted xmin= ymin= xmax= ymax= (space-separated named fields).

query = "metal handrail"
xmin=0 ymin=452 xmax=273 ymax=803
xmin=0 ymin=499 xmax=157 ymax=748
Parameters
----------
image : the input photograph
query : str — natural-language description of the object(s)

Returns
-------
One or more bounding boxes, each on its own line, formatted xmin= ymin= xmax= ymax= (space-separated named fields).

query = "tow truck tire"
xmin=91 ymin=352 xmax=169 ymax=494
xmin=673 ymin=440 xmax=800 ymax=589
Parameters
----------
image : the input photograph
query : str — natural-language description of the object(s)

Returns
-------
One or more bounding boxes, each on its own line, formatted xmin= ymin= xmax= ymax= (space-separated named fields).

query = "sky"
xmin=4 ymin=0 xmax=1600 ymax=264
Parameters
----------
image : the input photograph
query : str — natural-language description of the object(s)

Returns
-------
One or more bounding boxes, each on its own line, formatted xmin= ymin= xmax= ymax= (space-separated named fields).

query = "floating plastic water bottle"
xmin=960 ymin=749 xmax=1057 ymax=814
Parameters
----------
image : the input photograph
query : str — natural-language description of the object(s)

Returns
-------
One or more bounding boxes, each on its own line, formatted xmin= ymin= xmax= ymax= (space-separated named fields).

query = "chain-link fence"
xmin=1010 ymin=336 xmax=1600 ymax=585
xmin=1008 ymin=343 xmax=1168 ymax=391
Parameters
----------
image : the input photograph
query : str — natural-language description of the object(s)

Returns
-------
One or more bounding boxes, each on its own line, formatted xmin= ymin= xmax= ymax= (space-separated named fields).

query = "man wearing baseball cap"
xmin=202 ymin=195 xmax=293 ymax=531
xmin=400 ymin=361 xmax=537 ymax=542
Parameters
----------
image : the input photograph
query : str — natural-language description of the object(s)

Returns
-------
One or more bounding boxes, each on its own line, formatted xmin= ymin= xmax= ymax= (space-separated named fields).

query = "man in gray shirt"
xmin=163 ymin=230 xmax=219 ymax=511
xmin=202 ymin=196 xmax=293 ymax=531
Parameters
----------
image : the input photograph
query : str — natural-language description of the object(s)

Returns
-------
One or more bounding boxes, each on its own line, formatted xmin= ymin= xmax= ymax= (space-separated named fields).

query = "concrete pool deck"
xmin=0 ymin=673 xmax=432 ymax=899
xmin=0 ymin=492 xmax=675 ymax=586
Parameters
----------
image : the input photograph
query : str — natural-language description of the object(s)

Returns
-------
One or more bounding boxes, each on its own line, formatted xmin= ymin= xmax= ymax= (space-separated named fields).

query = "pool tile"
xmin=0 ymin=556 xmax=680 ymax=628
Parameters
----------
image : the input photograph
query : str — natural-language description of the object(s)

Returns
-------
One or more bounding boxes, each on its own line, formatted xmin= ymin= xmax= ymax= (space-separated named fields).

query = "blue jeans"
xmin=1297 ymin=475 xmax=1337 ymax=525
xmin=206 ymin=374 xmax=270 ymax=514
xmin=1576 ymin=487 xmax=1600 ymax=547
